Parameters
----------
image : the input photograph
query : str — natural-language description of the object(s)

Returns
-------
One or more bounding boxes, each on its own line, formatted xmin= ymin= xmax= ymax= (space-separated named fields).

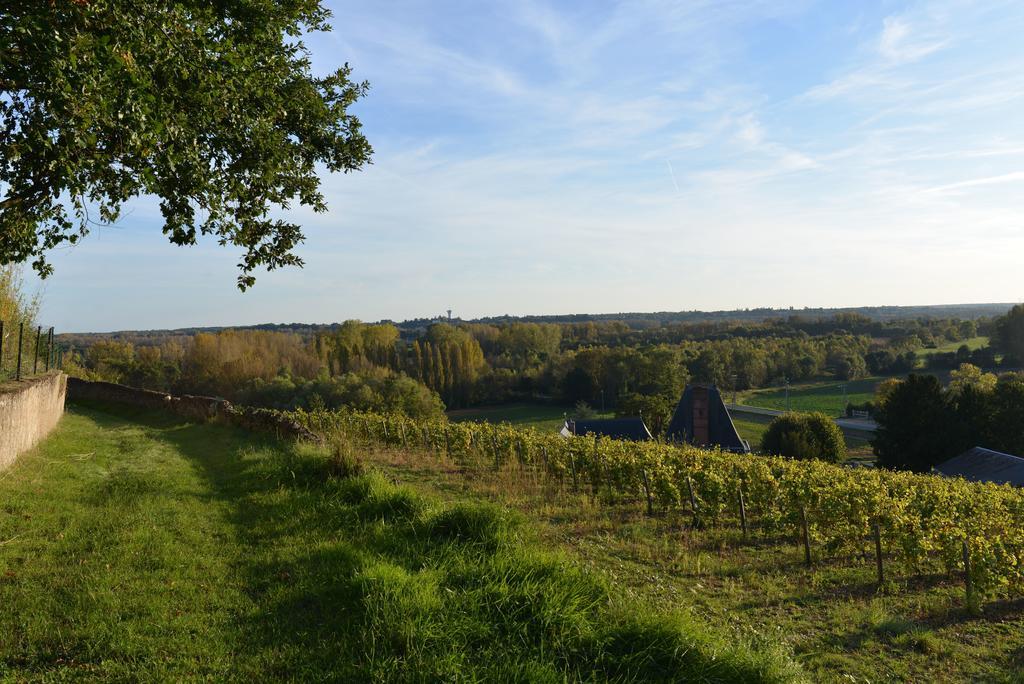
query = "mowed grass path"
xmin=0 ymin=403 xmax=795 ymax=682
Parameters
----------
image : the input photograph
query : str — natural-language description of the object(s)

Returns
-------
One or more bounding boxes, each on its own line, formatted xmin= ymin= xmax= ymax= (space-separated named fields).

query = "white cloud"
xmin=923 ymin=171 xmax=1024 ymax=194
xmin=878 ymin=16 xmax=947 ymax=63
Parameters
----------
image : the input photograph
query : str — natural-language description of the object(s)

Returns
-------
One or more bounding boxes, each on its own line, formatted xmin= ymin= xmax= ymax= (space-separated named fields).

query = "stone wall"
xmin=0 ymin=372 xmax=68 ymax=470
xmin=67 ymin=377 xmax=320 ymax=443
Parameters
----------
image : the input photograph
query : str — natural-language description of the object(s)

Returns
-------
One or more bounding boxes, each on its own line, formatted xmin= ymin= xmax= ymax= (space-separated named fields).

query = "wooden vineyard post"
xmin=686 ymin=476 xmax=700 ymax=529
xmin=443 ymin=427 xmax=451 ymax=459
xmin=492 ymin=435 xmax=500 ymax=471
xmin=873 ymin=522 xmax=884 ymax=586
xmin=541 ymin=445 xmax=549 ymax=475
xmin=381 ymin=418 xmax=389 ymax=443
xmin=569 ymin=452 xmax=579 ymax=493
xmin=962 ymin=541 xmax=975 ymax=608
xmin=400 ymin=422 xmax=408 ymax=449
xmin=799 ymin=506 xmax=812 ymax=568
xmin=738 ymin=486 xmax=748 ymax=539
xmin=641 ymin=468 xmax=654 ymax=516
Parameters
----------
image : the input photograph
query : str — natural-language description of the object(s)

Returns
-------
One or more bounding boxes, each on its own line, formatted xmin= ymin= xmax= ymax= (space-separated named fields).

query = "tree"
xmin=872 ymin=374 xmax=961 ymax=472
xmin=988 ymin=373 xmax=1024 ymax=455
xmin=993 ymin=304 xmax=1024 ymax=364
xmin=947 ymin=363 xmax=997 ymax=397
xmin=760 ymin=412 xmax=845 ymax=462
xmin=1 ymin=1 xmax=372 ymax=289
xmin=616 ymin=392 xmax=672 ymax=438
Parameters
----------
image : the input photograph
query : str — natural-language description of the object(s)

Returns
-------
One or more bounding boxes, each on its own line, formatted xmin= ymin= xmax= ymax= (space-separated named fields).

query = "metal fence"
xmin=0 ymin=322 xmax=63 ymax=383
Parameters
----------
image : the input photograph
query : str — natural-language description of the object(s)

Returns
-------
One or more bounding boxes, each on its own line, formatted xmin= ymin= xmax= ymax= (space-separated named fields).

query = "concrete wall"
xmin=0 ymin=372 xmax=67 ymax=470
xmin=67 ymin=377 xmax=320 ymax=443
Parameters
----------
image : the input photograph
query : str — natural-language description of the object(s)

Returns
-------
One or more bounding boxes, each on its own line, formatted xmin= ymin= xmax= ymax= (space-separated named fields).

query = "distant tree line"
xmin=63 ymin=308 xmax=1013 ymax=422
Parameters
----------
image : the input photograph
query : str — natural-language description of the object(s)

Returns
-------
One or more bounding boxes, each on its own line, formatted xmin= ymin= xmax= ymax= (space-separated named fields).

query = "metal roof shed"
xmin=933 ymin=446 xmax=1024 ymax=487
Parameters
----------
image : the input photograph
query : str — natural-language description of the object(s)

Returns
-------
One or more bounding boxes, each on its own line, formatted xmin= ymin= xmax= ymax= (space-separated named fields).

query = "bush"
xmin=760 ymin=412 xmax=846 ymax=462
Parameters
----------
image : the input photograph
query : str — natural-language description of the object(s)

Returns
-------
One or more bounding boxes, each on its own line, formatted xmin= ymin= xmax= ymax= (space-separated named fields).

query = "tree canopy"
xmin=993 ymin=304 xmax=1024 ymax=365
xmin=760 ymin=412 xmax=845 ymax=463
xmin=1 ymin=0 xmax=372 ymax=289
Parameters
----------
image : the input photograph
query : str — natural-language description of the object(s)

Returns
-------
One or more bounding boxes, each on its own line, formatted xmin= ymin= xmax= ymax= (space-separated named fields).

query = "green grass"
xmin=915 ymin=336 xmax=989 ymax=358
xmin=738 ymin=378 xmax=881 ymax=417
xmin=0 ymin=402 xmax=796 ymax=682
xmin=361 ymin=441 xmax=1024 ymax=684
xmin=448 ymin=402 xmax=615 ymax=433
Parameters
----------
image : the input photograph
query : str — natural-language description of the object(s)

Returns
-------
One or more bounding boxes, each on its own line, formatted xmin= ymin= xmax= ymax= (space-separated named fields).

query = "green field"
xmin=448 ymin=402 xmax=615 ymax=433
xmin=738 ymin=377 xmax=880 ymax=417
xmin=0 ymin=402 xmax=789 ymax=681
xmin=915 ymin=336 xmax=990 ymax=359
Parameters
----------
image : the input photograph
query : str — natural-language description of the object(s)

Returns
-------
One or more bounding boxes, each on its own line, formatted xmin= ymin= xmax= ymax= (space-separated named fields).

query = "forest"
xmin=59 ymin=305 xmax=1019 ymax=427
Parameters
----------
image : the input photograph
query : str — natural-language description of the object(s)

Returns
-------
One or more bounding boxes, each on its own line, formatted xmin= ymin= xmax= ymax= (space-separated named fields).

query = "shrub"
xmin=760 ymin=412 xmax=845 ymax=462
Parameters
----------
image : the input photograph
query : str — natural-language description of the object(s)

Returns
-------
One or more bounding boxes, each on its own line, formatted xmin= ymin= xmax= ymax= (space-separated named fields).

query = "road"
xmin=727 ymin=403 xmax=877 ymax=433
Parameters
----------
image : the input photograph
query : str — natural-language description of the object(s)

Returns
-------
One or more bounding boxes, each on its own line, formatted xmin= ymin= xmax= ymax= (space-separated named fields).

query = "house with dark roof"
xmin=933 ymin=446 xmax=1024 ymax=487
xmin=560 ymin=417 xmax=653 ymax=441
xmin=665 ymin=384 xmax=750 ymax=453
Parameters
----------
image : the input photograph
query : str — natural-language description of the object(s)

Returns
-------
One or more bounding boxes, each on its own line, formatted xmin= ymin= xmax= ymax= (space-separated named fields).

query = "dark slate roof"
xmin=665 ymin=384 xmax=750 ymax=453
xmin=562 ymin=417 xmax=653 ymax=441
xmin=933 ymin=447 xmax=1024 ymax=487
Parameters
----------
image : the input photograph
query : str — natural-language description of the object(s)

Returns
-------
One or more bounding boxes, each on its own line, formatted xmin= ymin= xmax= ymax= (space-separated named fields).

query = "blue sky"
xmin=29 ymin=0 xmax=1024 ymax=331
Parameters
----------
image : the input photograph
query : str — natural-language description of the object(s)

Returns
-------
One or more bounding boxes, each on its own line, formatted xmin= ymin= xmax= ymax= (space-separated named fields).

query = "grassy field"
xmin=738 ymin=378 xmax=881 ymax=417
xmin=915 ymin=336 xmax=990 ymax=359
xmin=448 ymin=402 xmax=615 ymax=433
xmin=0 ymin=402 xmax=795 ymax=682
xmin=358 ymin=440 xmax=1024 ymax=683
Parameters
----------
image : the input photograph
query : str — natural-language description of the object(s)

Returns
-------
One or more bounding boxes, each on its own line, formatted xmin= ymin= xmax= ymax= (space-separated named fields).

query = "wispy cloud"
xmin=878 ymin=16 xmax=948 ymax=63
xmin=923 ymin=171 xmax=1024 ymax=194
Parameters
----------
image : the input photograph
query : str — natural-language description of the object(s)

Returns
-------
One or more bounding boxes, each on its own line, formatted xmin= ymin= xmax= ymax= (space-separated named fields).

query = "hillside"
xmin=0 ymin=402 xmax=795 ymax=682
xmin=55 ymin=302 xmax=1009 ymax=339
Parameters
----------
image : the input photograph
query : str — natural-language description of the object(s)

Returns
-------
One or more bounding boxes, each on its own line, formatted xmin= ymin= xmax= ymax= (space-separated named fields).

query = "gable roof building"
xmin=933 ymin=446 xmax=1024 ymax=487
xmin=665 ymin=384 xmax=750 ymax=453
xmin=561 ymin=417 xmax=653 ymax=441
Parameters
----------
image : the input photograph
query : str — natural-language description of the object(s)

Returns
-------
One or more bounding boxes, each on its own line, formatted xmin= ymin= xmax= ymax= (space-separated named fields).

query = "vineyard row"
xmin=294 ymin=408 xmax=1024 ymax=606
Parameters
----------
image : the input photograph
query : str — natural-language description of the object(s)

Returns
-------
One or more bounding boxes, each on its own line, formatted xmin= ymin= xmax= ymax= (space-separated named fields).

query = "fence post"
xmin=962 ymin=540 xmax=974 ymax=607
xmin=0 ymin=320 xmax=4 ymax=375
xmin=33 ymin=326 xmax=41 ymax=374
xmin=641 ymin=467 xmax=654 ymax=516
xmin=443 ymin=426 xmax=451 ymax=458
xmin=400 ymin=422 xmax=408 ymax=449
xmin=799 ymin=506 xmax=812 ymax=567
xmin=738 ymin=486 xmax=748 ymax=538
xmin=873 ymin=522 xmax=884 ymax=586
xmin=16 ymin=322 xmax=24 ymax=380
xmin=45 ymin=327 xmax=53 ymax=371
xmin=687 ymin=476 xmax=700 ymax=529
xmin=491 ymin=434 xmax=500 ymax=470
xmin=569 ymin=451 xmax=579 ymax=493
